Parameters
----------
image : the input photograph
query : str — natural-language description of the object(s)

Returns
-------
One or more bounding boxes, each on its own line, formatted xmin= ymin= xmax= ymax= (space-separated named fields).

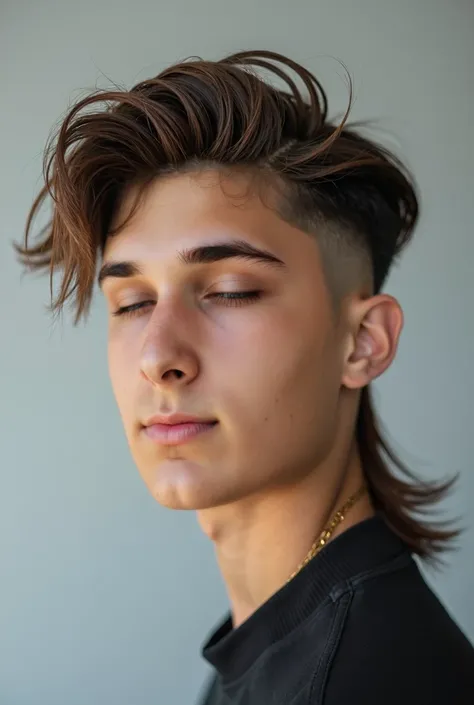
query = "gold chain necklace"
xmin=286 ymin=485 xmax=367 ymax=584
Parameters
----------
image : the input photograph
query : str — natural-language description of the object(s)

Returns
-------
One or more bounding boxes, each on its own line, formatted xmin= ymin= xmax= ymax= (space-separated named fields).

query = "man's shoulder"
xmin=324 ymin=556 xmax=474 ymax=704
xmin=344 ymin=553 xmax=472 ymax=653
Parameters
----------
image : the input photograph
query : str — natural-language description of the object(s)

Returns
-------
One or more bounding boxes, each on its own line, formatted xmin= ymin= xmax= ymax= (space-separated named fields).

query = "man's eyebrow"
xmin=97 ymin=239 xmax=287 ymax=288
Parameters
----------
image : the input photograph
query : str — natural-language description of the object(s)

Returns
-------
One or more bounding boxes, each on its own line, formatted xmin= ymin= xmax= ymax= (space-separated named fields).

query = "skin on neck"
xmin=102 ymin=169 xmax=403 ymax=630
xmin=196 ymin=399 xmax=374 ymax=628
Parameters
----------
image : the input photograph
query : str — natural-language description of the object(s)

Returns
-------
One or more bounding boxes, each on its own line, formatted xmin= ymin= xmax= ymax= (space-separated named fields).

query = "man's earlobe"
xmin=341 ymin=295 xmax=404 ymax=390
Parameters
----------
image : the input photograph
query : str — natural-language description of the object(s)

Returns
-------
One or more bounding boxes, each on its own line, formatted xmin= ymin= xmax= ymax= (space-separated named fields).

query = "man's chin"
xmin=141 ymin=457 xmax=225 ymax=511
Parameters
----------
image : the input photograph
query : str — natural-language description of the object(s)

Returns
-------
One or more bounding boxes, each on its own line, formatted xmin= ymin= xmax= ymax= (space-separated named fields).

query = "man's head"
xmin=101 ymin=167 xmax=401 ymax=509
xmin=18 ymin=50 xmax=455 ymax=555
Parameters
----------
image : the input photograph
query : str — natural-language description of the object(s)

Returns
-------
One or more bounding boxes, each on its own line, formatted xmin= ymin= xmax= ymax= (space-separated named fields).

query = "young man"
xmin=17 ymin=50 xmax=473 ymax=704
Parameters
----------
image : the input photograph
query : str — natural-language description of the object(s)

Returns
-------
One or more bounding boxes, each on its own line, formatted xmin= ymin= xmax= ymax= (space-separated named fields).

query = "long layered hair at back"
xmin=16 ymin=49 xmax=458 ymax=561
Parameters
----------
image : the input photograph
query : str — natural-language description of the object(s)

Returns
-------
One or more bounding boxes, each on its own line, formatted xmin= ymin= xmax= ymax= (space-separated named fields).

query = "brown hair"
xmin=15 ymin=49 xmax=458 ymax=561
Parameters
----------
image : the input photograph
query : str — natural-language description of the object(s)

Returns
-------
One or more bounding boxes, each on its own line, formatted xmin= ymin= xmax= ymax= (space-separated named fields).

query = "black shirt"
xmin=197 ymin=515 xmax=474 ymax=704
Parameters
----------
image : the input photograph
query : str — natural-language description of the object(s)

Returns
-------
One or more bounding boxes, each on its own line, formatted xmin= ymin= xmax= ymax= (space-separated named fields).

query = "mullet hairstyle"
xmin=15 ymin=49 xmax=458 ymax=561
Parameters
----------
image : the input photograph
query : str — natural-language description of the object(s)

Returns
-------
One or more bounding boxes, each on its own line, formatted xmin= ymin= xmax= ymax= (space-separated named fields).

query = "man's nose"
xmin=139 ymin=308 xmax=200 ymax=387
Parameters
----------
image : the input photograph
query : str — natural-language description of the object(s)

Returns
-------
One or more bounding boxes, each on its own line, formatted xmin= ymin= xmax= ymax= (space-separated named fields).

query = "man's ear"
xmin=341 ymin=294 xmax=404 ymax=390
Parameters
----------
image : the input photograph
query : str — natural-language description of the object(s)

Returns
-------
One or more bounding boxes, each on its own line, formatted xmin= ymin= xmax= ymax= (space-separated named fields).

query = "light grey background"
xmin=1 ymin=1 xmax=473 ymax=703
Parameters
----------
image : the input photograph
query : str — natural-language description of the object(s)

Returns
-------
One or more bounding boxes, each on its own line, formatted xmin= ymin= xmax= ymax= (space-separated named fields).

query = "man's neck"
xmin=197 ymin=445 xmax=374 ymax=628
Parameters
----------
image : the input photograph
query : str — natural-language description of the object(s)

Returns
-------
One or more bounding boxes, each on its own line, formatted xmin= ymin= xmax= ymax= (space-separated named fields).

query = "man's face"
xmin=101 ymin=169 xmax=347 ymax=510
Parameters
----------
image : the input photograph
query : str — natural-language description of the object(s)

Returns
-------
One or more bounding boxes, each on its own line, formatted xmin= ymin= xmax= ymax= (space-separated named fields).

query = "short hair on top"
xmin=15 ymin=49 xmax=458 ymax=561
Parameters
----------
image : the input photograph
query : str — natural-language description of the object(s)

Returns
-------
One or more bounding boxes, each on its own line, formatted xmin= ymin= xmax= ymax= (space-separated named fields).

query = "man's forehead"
xmin=113 ymin=168 xmax=264 ymax=223
xmin=102 ymin=169 xmax=321 ymax=274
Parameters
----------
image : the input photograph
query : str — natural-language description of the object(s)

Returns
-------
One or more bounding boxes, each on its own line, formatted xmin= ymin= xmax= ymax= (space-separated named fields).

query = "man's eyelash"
xmin=112 ymin=291 xmax=262 ymax=318
xmin=113 ymin=301 xmax=155 ymax=318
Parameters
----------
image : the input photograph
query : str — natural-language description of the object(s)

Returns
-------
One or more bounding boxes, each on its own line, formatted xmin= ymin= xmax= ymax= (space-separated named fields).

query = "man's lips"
xmin=143 ymin=412 xmax=217 ymax=426
xmin=142 ymin=420 xmax=218 ymax=445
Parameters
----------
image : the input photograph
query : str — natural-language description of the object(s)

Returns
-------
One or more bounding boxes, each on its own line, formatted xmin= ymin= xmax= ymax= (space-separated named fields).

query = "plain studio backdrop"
xmin=1 ymin=1 xmax=473 ymax=703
